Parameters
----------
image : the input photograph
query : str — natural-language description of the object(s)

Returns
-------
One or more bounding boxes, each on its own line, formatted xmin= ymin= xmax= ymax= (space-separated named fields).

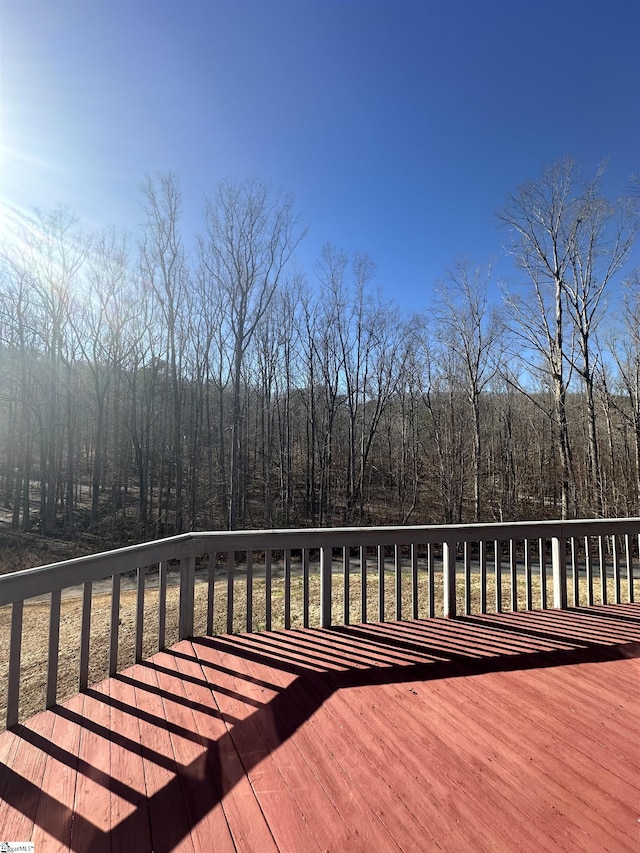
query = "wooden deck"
xmin=0 ymin=604 xmax=638 ymax=852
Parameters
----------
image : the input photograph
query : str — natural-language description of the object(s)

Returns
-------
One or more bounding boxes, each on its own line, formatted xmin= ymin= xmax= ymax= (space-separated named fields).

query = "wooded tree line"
xmin=0 ymin=160 xmax=638 ymax=541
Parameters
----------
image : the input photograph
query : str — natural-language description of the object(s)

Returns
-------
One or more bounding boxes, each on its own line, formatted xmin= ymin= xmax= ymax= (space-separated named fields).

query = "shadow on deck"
xmin=1 ymin=604 xmax=639 ymax=852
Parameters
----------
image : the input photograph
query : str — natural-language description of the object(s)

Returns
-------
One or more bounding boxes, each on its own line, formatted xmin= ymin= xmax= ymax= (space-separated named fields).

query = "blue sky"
xmin=1 ymin=0 xmax=638 ymax=309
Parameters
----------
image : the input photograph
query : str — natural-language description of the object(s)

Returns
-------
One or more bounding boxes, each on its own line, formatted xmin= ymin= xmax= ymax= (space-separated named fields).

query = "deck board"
xmin=1 ymin=709 xmax=55 ymax=843
xmin=196 ymin=639 xmax=330 ymax=853
xmin=71 ymin=683 xmax=111 ymax=852
xmin=170 ymin=642 xmax=279 ymax=853
xmin=0 ymin=605 xmax=639 ymax=852
xmin=151 ymin=651 xmax=237 ymax=853
xmin=108 ymin=668 xmax=154 ymax=853
xmin=32 ymin=691 xmax=83 ymax=852
xmin=410 ymin=671 xmax=632 ymax=851
xmin=210 ymin=655 xmax=363 ymax=853
xmin=133 ymin=660 xmax=196 ymax=853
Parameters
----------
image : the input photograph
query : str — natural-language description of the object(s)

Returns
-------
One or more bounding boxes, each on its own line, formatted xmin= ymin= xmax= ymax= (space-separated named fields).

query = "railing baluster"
xmin=226 ymin=551 xmax=235 ymax=634
xmin=480 ymin=540 xmax=487 ymax=614
xmin=509 ymin=540 xmax=517 ymax=612
xmin=395 ymin=544 xmax=402 ymax=621
xmin=320 ymin=546 xmax=331 ymax=628
xmin=303 ymin=548 xmax=310 ymax=628
xmin=443 ymin=540 xmax=456 ymax=618
xmin=46 ymin=588 xmax=62 ymax=708
xmin=6 ymin=599 xmax=24 ymax=728
xmin=265 ymin=550 xmax=272 ymax=630
xmin=284 ymin=548 xmax=291 ymax=630
xmin=551 ymin=536 xmax=567 ymax=609
xmin=360 ymin=546 xmax=367 ymax=624
xmin=378 ymin=545 xmax=385 ymax=621
xmin=159 ymin=560 xmax=168 ymax=649
xmin=206 ymin=552 xmax=216 ymax=636
xmin=628 ymin=535 xmax=635 ymax=604
xmin=494 ymin=540 xmax=502 ymax=613
xmin=612 ymin=536 xmax=621 ymax=605
xmin=135 ymin=566 xmax=145 ymax=663
xmin=428 ymin=543 xmax=435 ymax=618
xmin=524 ymin=538 xmax=532 ymax=611
xmin=464 ymin=542 xmax=471 ymax=615
xmin=539 ymin=538 xmax=547 ymax=610
xmin=571 ymin=537 xmax=579 ymax=606
xmin=79 ymin=580 xmax=92 ymax=691
xmin=411 ymin=544 xmax=418 ymax=620
xmin=109 ymin=573 xmax=121 ymax=677
xmin=598 ymin=535 xmax=607 ymax=605
xmin=343 ymin=546 xmax=349 ymax=626
xmin=179 ymin=555 xmax=195 ymax=640
xmin=584 ymin=536 xmax=593 ymax=606
xmin=246 ymin=550 xmax=253 ymax=632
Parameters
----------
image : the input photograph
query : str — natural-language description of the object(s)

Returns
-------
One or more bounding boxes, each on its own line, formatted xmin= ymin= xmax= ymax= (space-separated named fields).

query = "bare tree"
xmin=501 ymin=160 xmax=637 ymax=516
xmin=499 ymin=161 xmax=580 ymax=518
xmin=392 ymin=327 xmax=423 ymax=524
xmin=435 ymin=258 xmax=500 ymax=520
xmin=416 ymin=319 xmax=468 ymax=524
xmin=201 ymin=178 xmax=304 ymax=528
xmin=563 ymin=167 xmax=636 ymax=515
xmin=124 ymin=273 xmax=163 ymax=533
xmin=72 ymin=229 xmax=134 ymax=526
xmin=606 ymin=271 xmax=640 ymax=508
xmin=193 ymin=240 xmax=233 ymax=523
xmin=0 ymin=251 xmax=39 ymax=529
xmin=17 ymin=207 xmax=87 ymax=533
xmin=140 ymin=173 xmax=189 ymax=534
xmin=296 ymin=282 xmax=323 ymax=523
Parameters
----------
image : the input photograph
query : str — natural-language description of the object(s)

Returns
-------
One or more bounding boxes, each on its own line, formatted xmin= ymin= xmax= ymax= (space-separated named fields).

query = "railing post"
xmin=479 ymin=540 xmax=487 ymax=614
xmin=612 ymin=535 xmax=621 ymax=604
xmin=377 ymin=545 xmax=385 ymax=621
xmin=443 ymin=540 xmax=457 ymax=618
xmin=135 ymin=567 xmax=145 ymax=663
xmin=303 ymin=548 xmax=311 ymax=628
xmin=524 ymin=538 xmax=532 ymax=611
xmin=179 ymin=555 xmax=196 ymax=639
xmin=494 ymin=540 xmax=502 ymax=613
xmin=539 ymin=537 xmax=547 ymax=610
xmin=598 ymin=535 xmax=607 ymax=605
xmin=206 ymin=553 xmax=216 ymax=636
xmin=159 ymin=560 xmax=168 ymax=649
xmin=6 ymin=600 xmax=24 ymax=729
xmin=360 ymin=546 xmax=368 ymax=624
xmin=246 ymin=550 xmax=253 ymax=633
xmin=411 ymin=544 xmax=419 ymax=620
xmin=79 ymin=581 xmax=92 ymax=691
xmin=584 ymin=537 xmax=594 ymax=606
xmin=343 ymin=547 xmax=350 ymax=626
xmin=395 ymin=544 xmax=402 ymax=621
xmin=427 ymin=543 xmax=435 ymax=618
xmin=46 ymin=589 xmax=62 ymax=708
xmin=551 ymin=535 xmax=568 ymax=609
xmin=226 ymin=550 xmax=235 ymax=634
xmin=320 ymin=546 xmax=332 ymax=628
xmin=109 ymin=573 xmax=121 ymax=676
xmin=265 ymin=550 xmax=272 ymax=631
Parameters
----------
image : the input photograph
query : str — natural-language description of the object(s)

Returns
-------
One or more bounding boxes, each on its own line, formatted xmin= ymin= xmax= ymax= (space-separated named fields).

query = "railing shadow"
xmin=0 ymin=605 xmax=638 ymax=852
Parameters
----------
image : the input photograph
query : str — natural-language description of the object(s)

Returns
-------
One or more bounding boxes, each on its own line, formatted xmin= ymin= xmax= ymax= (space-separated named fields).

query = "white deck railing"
xmin=1 ymin=518 xmax=639 ymax=728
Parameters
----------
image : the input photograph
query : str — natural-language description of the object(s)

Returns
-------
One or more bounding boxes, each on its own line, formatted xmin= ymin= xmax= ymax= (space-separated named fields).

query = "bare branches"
xmin=200 ymin=178 xmax=305 ymax=528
